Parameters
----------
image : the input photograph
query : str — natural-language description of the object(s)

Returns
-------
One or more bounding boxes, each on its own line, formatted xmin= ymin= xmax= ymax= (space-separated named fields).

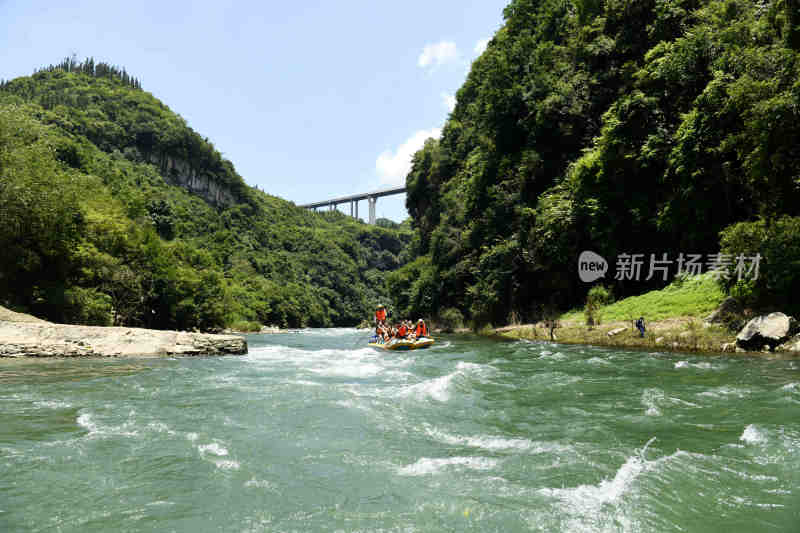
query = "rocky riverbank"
xmin=496 ymin=308 xmax=800 ymax=356
xmin=0 ymin=307 xmax=247 ymax=358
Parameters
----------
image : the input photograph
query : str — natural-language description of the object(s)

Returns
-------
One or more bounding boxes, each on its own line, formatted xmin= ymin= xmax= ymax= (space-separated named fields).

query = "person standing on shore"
xmin=636 ymin=317 xmax=646 ymax=338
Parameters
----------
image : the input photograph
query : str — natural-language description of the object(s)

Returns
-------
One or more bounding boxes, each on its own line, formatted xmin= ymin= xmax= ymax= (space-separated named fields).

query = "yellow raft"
xmin=369 ymin=338 xmax=435 ymax=351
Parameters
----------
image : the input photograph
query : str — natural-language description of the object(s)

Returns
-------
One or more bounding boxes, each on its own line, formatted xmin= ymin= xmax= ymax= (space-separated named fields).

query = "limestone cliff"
xmin=149 ymin=153 xmax=237 ymax=207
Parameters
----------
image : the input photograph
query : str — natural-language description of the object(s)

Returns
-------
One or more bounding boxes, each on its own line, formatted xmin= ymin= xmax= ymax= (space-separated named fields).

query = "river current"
xmin=1 ymin=329 xmax=798 ymax=532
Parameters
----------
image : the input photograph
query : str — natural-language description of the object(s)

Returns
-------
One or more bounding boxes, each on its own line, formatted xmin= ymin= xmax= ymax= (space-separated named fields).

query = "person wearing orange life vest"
xmin=375 ymin=304 xmax=387 ymax=326
xmin=397 ymin=322 xmax=408 ymax=339
xmin=415 ymin=319 xmax=428 ymax=338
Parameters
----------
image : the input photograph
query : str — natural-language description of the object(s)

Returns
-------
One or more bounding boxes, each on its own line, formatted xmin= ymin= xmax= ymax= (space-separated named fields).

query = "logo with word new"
xmin=578 ymin=251 xmax=762 ymax=282
xmin=578 ymin=251 xmax=608 ymax=283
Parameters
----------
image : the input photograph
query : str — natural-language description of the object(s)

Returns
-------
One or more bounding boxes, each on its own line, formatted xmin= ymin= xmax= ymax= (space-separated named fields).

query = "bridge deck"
xmin=298 ymin=186 xmax=405 ymax=209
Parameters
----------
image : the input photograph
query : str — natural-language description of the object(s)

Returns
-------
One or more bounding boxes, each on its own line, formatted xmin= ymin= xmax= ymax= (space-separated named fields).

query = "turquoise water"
xmin=1 ymin=329 xmax=798 ymax=532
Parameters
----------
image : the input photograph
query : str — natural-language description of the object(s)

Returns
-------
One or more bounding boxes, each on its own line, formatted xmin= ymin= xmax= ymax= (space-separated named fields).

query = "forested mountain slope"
xmin=0 ymin=59 xmax=410 ymax=330
xmin=396 ymin=0 xmax=800 ymax=325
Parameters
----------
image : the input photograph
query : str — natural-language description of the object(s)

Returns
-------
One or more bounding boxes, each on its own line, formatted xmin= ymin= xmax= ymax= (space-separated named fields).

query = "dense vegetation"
xmin=397 ymin=0 xmax=800 ymax=326
xmin=0 ymin=60 xmax=411 ymax=330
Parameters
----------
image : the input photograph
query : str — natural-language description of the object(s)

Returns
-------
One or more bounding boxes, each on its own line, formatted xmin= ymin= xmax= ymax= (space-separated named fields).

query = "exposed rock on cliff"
xmin=149 ymin=153 xmax=236 ymax=207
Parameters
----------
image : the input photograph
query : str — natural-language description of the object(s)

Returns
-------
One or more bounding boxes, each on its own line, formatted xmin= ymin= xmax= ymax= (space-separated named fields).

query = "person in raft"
xmin=396 ymin=321 xmax=409 ymax=339
xmin=414 ymin=319 xmax=428 ymax=339
xmin=375 ymin=304 xmax=387 ymax=326
xmin=372 ymin=325 xmax=385 ymax=344
xmin=636 ymin=316 xmax=646 ymax=338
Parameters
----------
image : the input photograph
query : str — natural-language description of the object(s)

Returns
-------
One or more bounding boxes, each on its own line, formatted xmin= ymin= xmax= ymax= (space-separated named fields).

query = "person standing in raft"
xmin=375 ymin=304 xmax=387 ymax=326
xmin=415 ymin=319 xmax=428 ymax=339
xmin=636 ymin=317 xmax=646 ymax=338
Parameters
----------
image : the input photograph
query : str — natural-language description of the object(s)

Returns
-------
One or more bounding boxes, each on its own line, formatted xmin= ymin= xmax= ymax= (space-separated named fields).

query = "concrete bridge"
xmin=299 ymin=186 xmax=406 ymax=224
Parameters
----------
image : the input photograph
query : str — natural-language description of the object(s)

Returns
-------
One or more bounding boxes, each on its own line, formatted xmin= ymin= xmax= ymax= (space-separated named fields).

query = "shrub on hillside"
xmin=584 ymin=285 xmax=613 ymax=326
xmin=437 ymin=307 xmax=464 ymax=333
xmin=719 ymin=216 xmax=800 ymax=314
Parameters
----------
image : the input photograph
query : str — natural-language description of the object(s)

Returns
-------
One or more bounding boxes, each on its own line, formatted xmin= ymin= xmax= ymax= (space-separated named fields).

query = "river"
xmin=1 ymin=329 xmax=798 ymax=532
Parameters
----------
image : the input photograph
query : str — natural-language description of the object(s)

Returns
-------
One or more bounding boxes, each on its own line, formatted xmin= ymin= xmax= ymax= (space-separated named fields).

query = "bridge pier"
xmin=368 ymin=196 xmax=376 ymax=225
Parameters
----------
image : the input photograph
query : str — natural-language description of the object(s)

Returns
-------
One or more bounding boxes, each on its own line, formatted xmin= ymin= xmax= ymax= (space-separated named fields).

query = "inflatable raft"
xmin=369 ymin=338 xmax=435 ymax=351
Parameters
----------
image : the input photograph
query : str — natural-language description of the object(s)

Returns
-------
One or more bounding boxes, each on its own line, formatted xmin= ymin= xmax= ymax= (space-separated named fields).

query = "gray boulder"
xmin=736 ymin=312 xmax=796 ymax=351
xmin=777 ymin=334 xmax=800 ymax=352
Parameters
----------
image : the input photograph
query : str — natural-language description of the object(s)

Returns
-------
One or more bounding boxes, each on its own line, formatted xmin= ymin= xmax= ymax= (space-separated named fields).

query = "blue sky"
xmin=1 ymin=0 xmax=509 ymax=222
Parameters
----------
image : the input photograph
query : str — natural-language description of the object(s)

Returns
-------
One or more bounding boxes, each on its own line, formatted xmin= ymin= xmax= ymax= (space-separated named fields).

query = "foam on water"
xmin=400 ymin=372 xmax=455 ymax=402
xmin=675 ymin=360 xmax=713 ymax=370
xmin=290 ymin=379 xmax=322 ymax=387
xmin=641 ymin=388 xmax=664 ymax=416
xmin=198 ymin=442 xmax=228 ymax=456
xmin=147 ymin=421 xmax=177 ymax=435
xmin=196 ymin=441 xmax=239 ymax=470
xmin=214 ymin=460 xmax=240 ymax=470
xmin=425 ymin=426 xmax=533 ymax=451
xmin=77 ymin=411 xmax=139 ymax=438
xmin=539 ymin=349 xmax=568 ymax=361
xmin=641 ymin=388 xmax=699 ymax=416
xmin=538 ymin=438 xmax=685 ymax=532
xmin=309 ymin=360 xmax=383 ymax=378
xmin=294 ymin=327 xmax=361 ymax=337
xmin=397 ymin=456 xmax=500 ymax=476
xmin=390 ymin=360 xmax=497 ymax=402
xmin=246 ymin=343 xmax=412 ymax=382
xmin=740 ymin=424 xmax=766 ymax=444
xmin=245 ymin=478 xmax=277 ymax=490
xmin=698 ymin=386 xmax=751 ymax=399
xmin=33 ymin=399 xmax=72 ymax=409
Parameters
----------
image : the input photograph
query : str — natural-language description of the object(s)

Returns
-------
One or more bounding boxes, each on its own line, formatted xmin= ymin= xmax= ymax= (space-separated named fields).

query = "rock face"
xmin=149 ymin=154 xmax=237 ymax=207
xmin=736 ymin=312 xmax=795 ymax=351
xmin=0 ymin=321 xmax=247 ymax=358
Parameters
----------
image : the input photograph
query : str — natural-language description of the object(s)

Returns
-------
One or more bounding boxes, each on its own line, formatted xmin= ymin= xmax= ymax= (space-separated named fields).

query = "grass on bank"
xmin=500 ymin=275 xmax=736 ymax=353
xmin=560 ymin=274 xmax=725 ymax=324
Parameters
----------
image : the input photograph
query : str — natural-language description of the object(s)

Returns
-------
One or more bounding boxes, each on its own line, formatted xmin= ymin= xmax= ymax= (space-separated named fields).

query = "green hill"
xmin=398 ymin=0 xmax=800 ymax=326
xmin=0 ymin=58 xmax=410 ymax=330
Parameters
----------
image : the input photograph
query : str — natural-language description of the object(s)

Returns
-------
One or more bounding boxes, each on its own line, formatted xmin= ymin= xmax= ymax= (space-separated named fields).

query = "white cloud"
xmin=474 ymin=37 xmax=490 ymax=55
xmin=417 ymin=41 xmax=459 ymax=69
xmin=376 ymin=128 xmax=442 ymax=186
xmin=441 ymin=92 xmax=456 ymax=112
